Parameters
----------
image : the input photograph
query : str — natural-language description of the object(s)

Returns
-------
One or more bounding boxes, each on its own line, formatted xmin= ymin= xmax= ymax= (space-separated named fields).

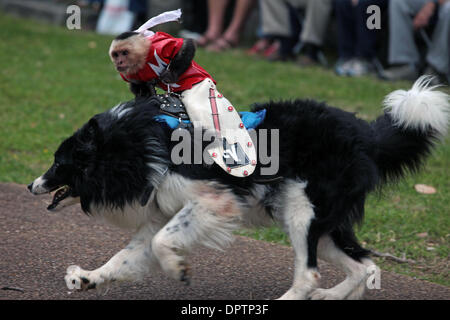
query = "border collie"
xmin=28 ymin=77 xmax=448 ymax=299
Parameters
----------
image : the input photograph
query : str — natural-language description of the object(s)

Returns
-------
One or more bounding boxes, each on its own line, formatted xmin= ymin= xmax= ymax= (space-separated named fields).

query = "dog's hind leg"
xmin=65 ymin=222 xmax=161 ymax=292
xmin=277 ymin=180 xmax=321 ymax=300
xmin=309 ymin=235 xmax=376 ymax=300
xmin=152 ymin=188 xmax=242 ymax=284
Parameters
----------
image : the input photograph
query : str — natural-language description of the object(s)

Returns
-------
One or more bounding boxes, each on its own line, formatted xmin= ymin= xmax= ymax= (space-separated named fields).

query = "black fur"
xmin=39 ymin=96 xmax=440 ymax=266
xmin=129 ymin=80 xmax=157 ymax=98
xmin=159 ymin=38 xmax=196 ymax=84
xmin=115 ymin=31 xmax=139 ymax=40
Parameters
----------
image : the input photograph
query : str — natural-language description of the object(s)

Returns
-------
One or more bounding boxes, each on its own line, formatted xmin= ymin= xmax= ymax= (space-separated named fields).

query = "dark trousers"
xmin=334 ymin=0 xmax=387 ymax=60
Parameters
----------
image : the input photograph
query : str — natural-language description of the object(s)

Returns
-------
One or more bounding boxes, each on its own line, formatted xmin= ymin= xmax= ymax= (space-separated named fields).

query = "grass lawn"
xmin=0 ymin=13 xmax=448 ymax=286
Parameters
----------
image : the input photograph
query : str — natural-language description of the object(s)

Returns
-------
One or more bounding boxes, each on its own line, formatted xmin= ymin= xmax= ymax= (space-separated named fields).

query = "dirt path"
xmin=1 ymin=183 xmax=448 ymax=300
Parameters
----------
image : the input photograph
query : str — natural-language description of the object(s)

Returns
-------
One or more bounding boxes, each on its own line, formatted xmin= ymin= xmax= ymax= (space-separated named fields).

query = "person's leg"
xmin=257 ymin=0 xmax=306 ymax=60
xmin=197 ymin=0 xmax=230 ymax=46
xmin=297 ymin=0 xmax=332 ymax=65
xmin=426 ymin=2 xmax=450 ymax=76
xmin=207 ymin=0 xmax=256 ymax=51
xmin=300 ymin=0 xmax=332 ymax=47
xmin=354 ymin=0 xmax=387 ymax=60
xmin=221 ymin=0 xmax=256 ymax=44
xmin=343 ymin=0 xmax=388 ymax=76
xmin=382 ymin=0 xmax=429 ymax=80
xmin=260 ymin=0 xmax=293 ymax=38
xmin=334 ymin=0 xmax=358 ymax=75
xmin=270 ymin=2 xmax=302 ymax=60
xmin=388 ymin=0 xmax=427 ymax=66
xmin=334 ymin=0 xmax=356 ymax=60
xmin=247 ymin=0 xmax=290 ymax=57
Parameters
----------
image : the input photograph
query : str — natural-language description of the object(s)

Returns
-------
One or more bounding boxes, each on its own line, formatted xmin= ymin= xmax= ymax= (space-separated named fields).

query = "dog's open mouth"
xmin=47 ymin=185 xmax=72 ymax=211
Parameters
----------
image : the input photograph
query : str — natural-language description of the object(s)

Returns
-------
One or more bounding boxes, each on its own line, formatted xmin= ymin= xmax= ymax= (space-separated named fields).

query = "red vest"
xmin=121 ymin=32 xmax=215 ymax=92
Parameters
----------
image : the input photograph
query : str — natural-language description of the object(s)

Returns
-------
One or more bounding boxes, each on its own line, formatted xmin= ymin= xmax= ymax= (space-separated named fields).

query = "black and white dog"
xmin=28 ymin=77 xmax=448 ymax=299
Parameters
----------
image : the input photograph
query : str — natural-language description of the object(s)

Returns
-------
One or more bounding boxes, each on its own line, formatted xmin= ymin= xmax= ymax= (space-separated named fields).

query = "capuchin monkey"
xmin=108 ymin=30 xmax=258 ymax=178
xmin=109 ymin=31 xmax=196 ymax=98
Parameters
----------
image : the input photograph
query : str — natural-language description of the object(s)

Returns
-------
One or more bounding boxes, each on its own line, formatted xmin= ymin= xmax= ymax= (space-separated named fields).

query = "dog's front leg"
xmin=65 ymin=223 xmax=159 ymax=292
xmin=152 ymin=199 xmax=241 ymax=285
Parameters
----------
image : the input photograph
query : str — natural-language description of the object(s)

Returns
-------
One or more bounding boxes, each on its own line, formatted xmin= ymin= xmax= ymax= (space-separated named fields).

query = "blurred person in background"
xmin=334 ymin=0 xmax=388 ymax=77
xmin=195 ymin=0 xmax=256 ymax=52
xmin=129 ymin=0 xmax=148 ymax=29
xmin=77 ymin=0 xmax=104 ymax=11
xmin=248 ymin=0 xmax=332 ymax=64
xmin=179 ymin=0 xmax=208 ymax=40
xmin=95 ymin=0 xmax=148 ymax=35
xmin=382 ymin=0 xmax=449 ymax=84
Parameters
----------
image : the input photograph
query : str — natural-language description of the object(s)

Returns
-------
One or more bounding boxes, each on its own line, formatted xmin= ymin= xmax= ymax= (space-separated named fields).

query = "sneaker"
xmin=246 ymin=39 xmax=273 ymax=56
xmin=335 ymin=58 xmax=353 ymax=76
xmin=380 ymin=64 xmax=419 ymax=81
xmin=297 ymin=54 xmax=320 ymax=67
xmin=297 ymin=43 xmax=320 ymax=66
xmin=422 ymin=65 xmax=449 ymax=86
xmin=262 ymin=41 xmax=280 ymax=59
xmin=346 ymin=58 xmax=374 ymax=77
xmin=263 ymin=41 xmax=295 ymax=62
xmin=266 ymin=52 xmax=295 ymax=62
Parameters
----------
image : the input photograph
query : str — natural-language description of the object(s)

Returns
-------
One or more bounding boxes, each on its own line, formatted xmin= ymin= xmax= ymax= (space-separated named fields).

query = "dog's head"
xmin=28 ymin=105 xmax=169 ymax=213
xmin=27 ymin=118 xmax=103 ymax=212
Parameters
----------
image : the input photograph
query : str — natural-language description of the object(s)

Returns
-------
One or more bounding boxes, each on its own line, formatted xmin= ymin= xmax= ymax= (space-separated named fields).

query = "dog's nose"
xmin=27 ymin=182 xmax=33 ymax=192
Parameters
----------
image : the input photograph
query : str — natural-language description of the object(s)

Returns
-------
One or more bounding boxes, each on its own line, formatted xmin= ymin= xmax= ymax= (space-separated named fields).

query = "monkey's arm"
xmin=129 ymin=80 xmax=157 ymax=98
xmin=160 ymin=38 xmax=196 ymax=84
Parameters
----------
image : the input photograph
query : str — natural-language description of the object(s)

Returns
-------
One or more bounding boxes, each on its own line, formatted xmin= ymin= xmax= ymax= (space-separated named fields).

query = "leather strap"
xmin=208 ymin=88 xmax=221 ymax=134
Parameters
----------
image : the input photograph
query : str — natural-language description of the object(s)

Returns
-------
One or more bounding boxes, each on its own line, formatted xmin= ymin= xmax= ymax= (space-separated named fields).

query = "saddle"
xmin=153 ymin=93 xmax=189 ymax=121
xmin=152 ymin=93 xmax=266 ymax=131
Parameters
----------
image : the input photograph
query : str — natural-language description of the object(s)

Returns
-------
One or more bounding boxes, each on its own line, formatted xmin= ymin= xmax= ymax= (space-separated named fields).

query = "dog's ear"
xmin=80 ymin=118 xmax=103 ymax=146
xmin=87 ymin=118 xmax=103 ymax=143
xmin=75 ymin=118 xmax=104 ymax=174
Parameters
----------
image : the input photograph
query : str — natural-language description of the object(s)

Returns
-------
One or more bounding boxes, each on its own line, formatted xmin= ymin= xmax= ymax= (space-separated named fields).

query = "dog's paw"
xmin=159 ymin=257 xmax=191 ymax=285
xmin=65 ymin=265 xmax=100 ymax=291
xmin=308 ymin=288 xmax=343 ymax=300
xmin=179 ymin=261 xmax=191 ymax=286
xmin=276 ymin=287 xmax=309 ymax=300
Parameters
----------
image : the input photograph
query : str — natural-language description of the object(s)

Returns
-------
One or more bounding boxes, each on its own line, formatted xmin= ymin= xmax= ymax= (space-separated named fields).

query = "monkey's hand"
xmin=130 ymin=81 xmax=156 ymax=98
xmin=160 ymin=68 xmax=179 ymax=85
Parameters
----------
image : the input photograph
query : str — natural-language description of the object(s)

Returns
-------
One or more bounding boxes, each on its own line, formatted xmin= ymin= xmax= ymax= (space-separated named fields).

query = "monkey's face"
xmin=109 ymin=34 xmax=151 ymax=76
xmin=111 ymin=49 xmax=130 ymax=73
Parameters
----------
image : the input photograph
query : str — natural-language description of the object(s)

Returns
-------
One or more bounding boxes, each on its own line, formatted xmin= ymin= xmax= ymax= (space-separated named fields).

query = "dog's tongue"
xmin=47 ymin=186 xmax=70 ymax=211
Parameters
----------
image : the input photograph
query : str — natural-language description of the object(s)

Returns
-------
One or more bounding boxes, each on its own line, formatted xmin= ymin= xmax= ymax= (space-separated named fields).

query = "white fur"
xmin=91 ymin=200 xmax=160 ymax=230
xmin=59 ymin=174 xmax=369 ymax=299
xmin=110 ymin=103 xmax=132 ymax=119
xmin=275 ymin=180 xmax=320 ymax=300
xmin=73 ymin=176 xmax=319 ymax=298
xmin=155 ymin=173 xmax=193 ymax=216
xmin=30 ymin=176 xmax=48 ymax=195
xmin=66 ymin=173 xmax=245 ymax=288
xmin=384 ymin=75 xmax=449 ymax=136
xmin=241 ymin=184 xmax=274 ymax=228
xmin=310 ymin=236 xmax=376 ymax=300
xmin=65 ymin=223 xmax=162 ymax=291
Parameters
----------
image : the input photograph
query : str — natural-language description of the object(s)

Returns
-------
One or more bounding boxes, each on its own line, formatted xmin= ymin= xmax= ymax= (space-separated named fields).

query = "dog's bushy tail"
xmin=372 ymin=76 xmax=449 ymax=184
